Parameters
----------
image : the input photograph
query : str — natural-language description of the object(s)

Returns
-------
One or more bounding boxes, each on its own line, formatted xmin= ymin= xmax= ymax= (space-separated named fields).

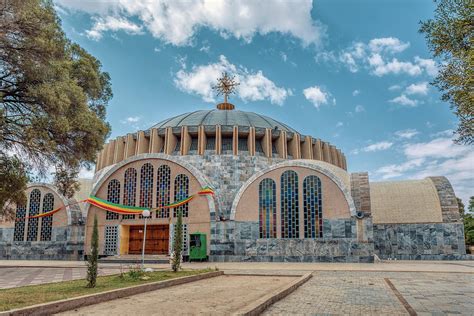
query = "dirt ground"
xmin=57 ymin=275 xmax=296 ymax=315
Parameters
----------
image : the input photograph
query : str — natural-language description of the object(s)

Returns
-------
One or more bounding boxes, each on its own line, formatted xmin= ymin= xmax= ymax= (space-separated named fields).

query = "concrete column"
xmin=233 ymin=126 xmax=239 ymax=155
xmin=149 ymin=128 xmax=163 ymax=153
xmin=95 ymin=151 xmax=102 ymax=171
xmin=136 ymin=131 xmax=149 ymax=154
xmin=313 ymin=139 xmax=322 ymax=160
xmin=100 ymin=143 xmax=109 ymax=169
xmin=124 ymin=133 xmax=136 ymax=159
xmin=276 ymin=131 xmax=287 ymax=159
xmin=341 ymin=154 xmax=347 ymax=170
xmin=114 ymin=136 xmax=125 ymax=164
xmin=330 ymin=145 xmax=338 ymax=166
xmin=181 ymin=126 xmax=191 ymax=155
xmin=216 ymin=125 xmax=222 ymax=154
xmin=262 ymin=128 xmax=272 ymax=158
xmin=301 ymin=136 xmax=313 ymax=159
xmin=288 ymin=134 xmax=301 ymax=159
xmin=336 ymin=149 xmax=343 ymax=168
xmin=165 ymin=127 xmax=177 ymax=155
xmin=248 ymin=127 xmax=256 ymax=156
xmin=322 ymin=142 xmax=331 ymax=163
xmin=106 ymin=139 xmax=116 ymax=166
xmin=197 ymin=126 xmax=206 ymax=155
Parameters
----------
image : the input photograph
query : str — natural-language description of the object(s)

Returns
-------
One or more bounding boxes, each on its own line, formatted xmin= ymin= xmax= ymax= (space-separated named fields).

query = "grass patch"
xmin=0 ymin=268 xmax=212 ymax=311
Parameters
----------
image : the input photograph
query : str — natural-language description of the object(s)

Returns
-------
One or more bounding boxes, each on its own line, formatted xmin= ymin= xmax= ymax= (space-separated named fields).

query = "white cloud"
xmin=318 ymin=37 xmax=438 ymax=77
xmin=389 ymin=94 xmax=418 ymax=107
xmin=368 ymin=37 xmax=410 ymax=54
xmin=395 ymin=129 xmax=419 ymax=139
xmin=376 ymin=158 xmax=425 ymax=179
xmin=57 ymin=0 xmax=325 ymax=46
xmin=78 ymin=166 xmax=94 ymax=179
xmin=388 ymin=84 xmax=402 ymax=91
xmin=336 ymin=121 xmax=343 ymax=127
xmin=174 ymin=55 xmax=290 ymax=105
xmin=362 ymin=141 xmax=393 ymax=152
xmin=352 ymin=89 xmax=360 ymax=96
xmin=199 ymin=45 xmax=210 ymax=53
xmin=355 ymin=105 xmax=365 ymax=113
xmin=86 ymin=16 xmax=143 ymax=40
xmin=303 ymin=86 xmax=334 ymax=109
xmin=121 ymin=116 xmax=141 ymax=124
xmin=404 ymin=137 xmax=470 ymax=159
xmin=405 ymin=82 xmax=429 ymax=95
xmin=280 ymin=52 xmax=288 ymax=62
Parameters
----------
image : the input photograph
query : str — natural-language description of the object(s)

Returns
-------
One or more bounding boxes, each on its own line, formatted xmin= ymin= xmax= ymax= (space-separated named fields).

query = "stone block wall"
xmin=350 ymin=172 xmax=371 ymax=215
xmin=428 ymin=176 xmax=461 ymax=223
xmin=373 ymin=223 xmax=467 ymax=260
xmin=0 ymin=226 xmax=84 ymax=260
xmin=210 ymin=219 xmax=374 ymax=262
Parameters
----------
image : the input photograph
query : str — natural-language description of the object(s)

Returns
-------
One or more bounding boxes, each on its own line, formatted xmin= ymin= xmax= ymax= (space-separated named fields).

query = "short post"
xmin=141 ymin=209 xmax=151 ymax=270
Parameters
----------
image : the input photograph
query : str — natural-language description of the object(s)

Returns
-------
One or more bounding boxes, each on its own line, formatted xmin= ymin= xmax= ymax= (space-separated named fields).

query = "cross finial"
xmin=212 ymin=72 xmax=239 ymax=105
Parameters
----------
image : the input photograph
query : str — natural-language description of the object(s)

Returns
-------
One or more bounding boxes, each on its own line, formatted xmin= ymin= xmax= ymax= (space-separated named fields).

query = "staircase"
xmin=98 ymin=254 xmax=170 ymax=264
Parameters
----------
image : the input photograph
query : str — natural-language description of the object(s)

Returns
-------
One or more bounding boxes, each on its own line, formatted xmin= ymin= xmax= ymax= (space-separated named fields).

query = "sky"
xmin=54 ymin=0 xmax=473 ymax=204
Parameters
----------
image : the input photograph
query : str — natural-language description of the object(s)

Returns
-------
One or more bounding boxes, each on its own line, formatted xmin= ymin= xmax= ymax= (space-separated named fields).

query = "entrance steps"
xmin=98 ymin=254 xmax=170 ymax=264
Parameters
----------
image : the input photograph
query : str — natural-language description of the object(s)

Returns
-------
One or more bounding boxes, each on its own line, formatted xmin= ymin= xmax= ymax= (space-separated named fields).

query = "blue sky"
xmin=54 ymin=0 xmax=473 ymax=203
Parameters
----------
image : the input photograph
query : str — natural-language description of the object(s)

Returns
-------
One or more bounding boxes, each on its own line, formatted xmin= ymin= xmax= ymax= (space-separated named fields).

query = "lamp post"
xmin=141 ymin=209 xmax=151 ymax=270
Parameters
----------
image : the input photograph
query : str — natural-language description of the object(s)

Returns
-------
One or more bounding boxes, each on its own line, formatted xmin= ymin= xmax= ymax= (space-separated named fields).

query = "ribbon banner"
xmin=17 ymin=186 xmax=214 ymax=220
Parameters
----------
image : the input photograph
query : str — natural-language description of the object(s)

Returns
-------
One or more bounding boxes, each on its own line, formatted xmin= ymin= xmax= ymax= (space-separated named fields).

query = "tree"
xmin=457 ymin=197 xmax=465 ymax=217
xmin=53 ymin=165 xmax=80 ymax=199
xmin=419 ymin=0 xmax=473 ymax=144
xmin=0 ymin=153 xmax=27 ymax=219
xmin=0 ymin=0 xmax=112 ymax=215
xmin=172 ymin=209 xmax=183 ymax=272
xmin=86 ymin=214 xmax=99 ymax=288
xmin=469 ymin=196 xmax=474 ymax=214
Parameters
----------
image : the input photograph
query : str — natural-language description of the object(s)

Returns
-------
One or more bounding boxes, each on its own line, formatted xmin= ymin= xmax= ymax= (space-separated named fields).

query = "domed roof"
xmin=151 ymin=110 xmax=298 ymax=133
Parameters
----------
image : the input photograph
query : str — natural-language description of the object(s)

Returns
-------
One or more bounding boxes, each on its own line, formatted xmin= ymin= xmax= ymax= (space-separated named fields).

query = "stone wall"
xmin=350 ymin=172 xmax=371 ymax=215
xmin=0 ymin=226 xmax=84 ymax=260
xmin=210 ymin=219 xmax=374 ymax=262
xmin=428 ymin=176 xmax=461 ymax=223
xmin=373 ymin=223 xmax=467 ymax=260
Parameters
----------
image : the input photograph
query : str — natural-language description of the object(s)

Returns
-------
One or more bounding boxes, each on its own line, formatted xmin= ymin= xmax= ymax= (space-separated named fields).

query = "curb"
xmin=1 ymin=271 xmax=223 ymax=316
xmin=233 ymin=272 xmax=312 ymax=316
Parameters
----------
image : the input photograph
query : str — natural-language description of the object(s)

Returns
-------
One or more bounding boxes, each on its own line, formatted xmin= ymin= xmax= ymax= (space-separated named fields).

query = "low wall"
xmin=373 ymin=222 xmax=467 ymax=260
xmin=210 ymin=220 xmax=374 ymax=263
xmin=0 ymin=226 xmax=84 ymax=260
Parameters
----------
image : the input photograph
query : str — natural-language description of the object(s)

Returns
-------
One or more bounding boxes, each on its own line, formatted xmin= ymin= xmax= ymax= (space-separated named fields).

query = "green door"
xmin=189 ymin=233 xmax=207 ymax=261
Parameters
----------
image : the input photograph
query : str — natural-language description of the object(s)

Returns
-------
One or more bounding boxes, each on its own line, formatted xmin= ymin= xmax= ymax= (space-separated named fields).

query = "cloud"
xmin=395 ymin=129 xmax=419 ymax=139
xmin=362 ymin=141 xmax=393 ymax=152
xmin=404 ymin=137 xmax=470 ymax=159
xmin=352 ymin=89 xmax=360 ymax=96
xmin=376 ymin=158 xmax=425 ymax=179
xmin=57 ymin=0 xmax=325 ymax=46
xmin=388 ymin=84 xmax=402 ymax=91
xmin=174 ymin=55 xmax=290 ymax=105
xmin=121 ymin=116 xmax=141 ymax=124
xmin=368 ymin=37 xmax=410 ymax=54
xmin=405 ymin=82 xmax=429 ymax=95
xmin=336 ymin=121 xmax=344 ymax=127
xmin=303 ymin=86 xmax=334 ymax=109
xmin=355 ymin=105 xmax=365 ymax=113
xmin=389 ymin=94 xmax=418 ymax=107
xmin=280 ymin=52 xmax=288 ymax=62
xmin=317 ymin=37 xmax=438 ymax=77
xmin=86 ymin=16 xmax=143 ymax=40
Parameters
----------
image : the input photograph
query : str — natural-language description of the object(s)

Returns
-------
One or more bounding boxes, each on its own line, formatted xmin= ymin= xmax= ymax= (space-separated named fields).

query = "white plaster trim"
xmin=86 ymin=153 xmax=216 ymax=217
xmin=229 ymin=159 xmax=356 ymax=220
xmin=27 ymin=183 xmax=74 ymax=225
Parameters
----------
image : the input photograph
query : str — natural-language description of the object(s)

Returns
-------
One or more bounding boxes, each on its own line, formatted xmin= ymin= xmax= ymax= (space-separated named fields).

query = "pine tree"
xmin=87 ymin=215 xmax=99 ymax=287
xmin=172 ymin=209 xmax=183 ymax=272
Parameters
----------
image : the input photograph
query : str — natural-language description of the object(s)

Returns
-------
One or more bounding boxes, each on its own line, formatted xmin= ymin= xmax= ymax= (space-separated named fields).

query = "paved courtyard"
xmin=0 ymin=260 xmax=473 ymax=315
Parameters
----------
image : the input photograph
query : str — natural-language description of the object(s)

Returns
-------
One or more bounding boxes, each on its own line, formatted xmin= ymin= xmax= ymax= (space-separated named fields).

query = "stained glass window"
xmin=13 ymin=204 xmax=26 ymax=241
xmin=122 ymin=167 xmax=137 ymax=219
xmin=280 ymin=170 xmax=299 ymax=238
xmin=26 ymin=189 xmax=41 ymax=241
xmin=303 ymin=175 xmax=323 ymax=238
xmin=40 ymin=193 xmax=54 ymax=241
xmin=258 ymin=178 xmax=276 ymax=238
xmin=156 ymin=165 xmax=171 ymax=218
xmin=173 ymin=174 xmax=189 ymax=218
xmin=139 ymin=163 xmax=154 ymax=219
xmin=106 ymin=179 xmax=121 ymax=220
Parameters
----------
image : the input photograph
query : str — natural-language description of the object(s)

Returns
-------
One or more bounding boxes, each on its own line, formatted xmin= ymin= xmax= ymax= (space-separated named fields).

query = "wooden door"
xmin=128 ymin=225 xmax=169 ymax=255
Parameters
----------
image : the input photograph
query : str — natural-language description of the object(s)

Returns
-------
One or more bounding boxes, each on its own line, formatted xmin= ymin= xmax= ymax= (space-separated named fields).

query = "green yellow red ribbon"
xmin=17 ymin=186 xmax=215 ymax=220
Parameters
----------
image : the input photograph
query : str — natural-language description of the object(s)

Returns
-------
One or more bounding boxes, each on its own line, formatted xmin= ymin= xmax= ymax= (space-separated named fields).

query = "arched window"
xmin=139 ymin=163 xmax=154 ymax=218
xmin=280 ymin=170 xmax=299 ymax=238
xmin=40 ymin=193 xmax=54 ymax=241
xmin=122 ymin=168 xmax=137 ymax=219
xmin=303 ymin=175 xmax=323 ymax=238
xmin=106 ymin=179 xmax=121 ymax=220
xmin=13 ymin=204 xmax=26 ymax=241
xmin=26 ymin=189 xmax=41 ymax=241
xmin=156 ymin=165 xmax=171 ymax=218
xmin=259 ymin=178 xmax=276 ymax=238
xmin=174 ymin=174 xmax=189 ymax=218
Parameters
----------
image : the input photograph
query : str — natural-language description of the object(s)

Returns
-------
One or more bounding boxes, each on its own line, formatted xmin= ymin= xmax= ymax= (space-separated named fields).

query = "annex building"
xmin=0 ymin=94 xmax=468 ymax=262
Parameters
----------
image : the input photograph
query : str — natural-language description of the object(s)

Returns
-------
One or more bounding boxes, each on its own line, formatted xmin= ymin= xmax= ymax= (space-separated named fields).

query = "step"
xmin=98 ymin=255 xmax=170 ymax=264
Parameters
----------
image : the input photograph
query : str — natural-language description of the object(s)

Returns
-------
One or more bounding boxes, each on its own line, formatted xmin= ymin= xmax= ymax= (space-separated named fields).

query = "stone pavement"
xmin=264 ymin=271 xmax=474 ymax=316
xmin=0 ymin=266 xmax=127 ymax=289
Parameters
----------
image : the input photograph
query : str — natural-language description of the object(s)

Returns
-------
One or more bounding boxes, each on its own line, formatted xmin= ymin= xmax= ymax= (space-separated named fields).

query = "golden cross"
xmin=212 ymin=72 xmax=239 ymax=103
